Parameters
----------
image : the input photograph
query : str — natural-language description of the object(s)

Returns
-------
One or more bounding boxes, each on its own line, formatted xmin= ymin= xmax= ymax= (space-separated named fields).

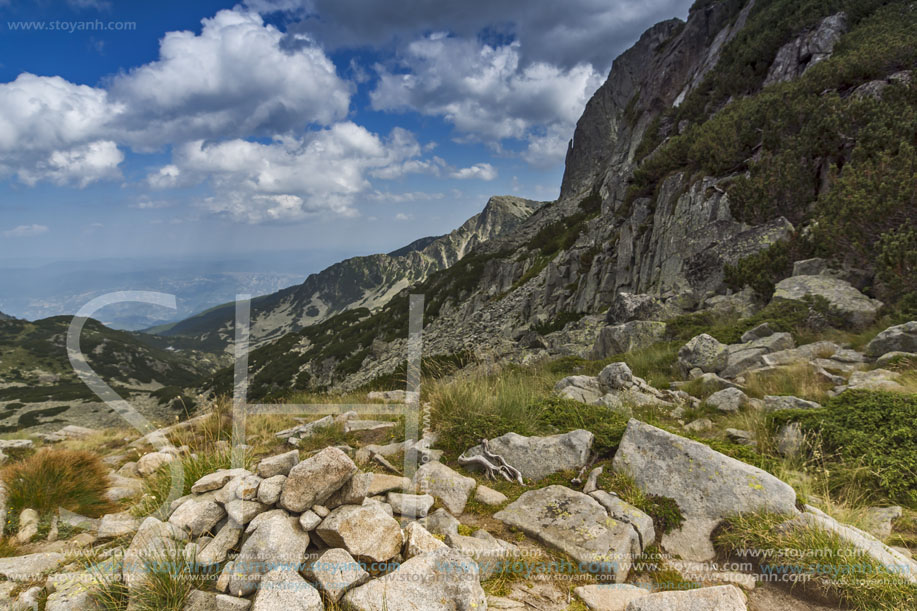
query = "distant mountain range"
xmin=149 ymin=196 xmax=543 ymax=352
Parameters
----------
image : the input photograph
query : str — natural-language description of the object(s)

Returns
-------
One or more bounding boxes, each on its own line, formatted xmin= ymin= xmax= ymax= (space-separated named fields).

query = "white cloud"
xmin=0 ymin=9 xmax=352 ymax=187
xmin=3 ymin=224 xmax=48 ymax=238
xmin=394 ymin=212 xmax=413 ymax=221
xmin=369 ymin=190 xmax=445 ymax=203
xmin=372 ymin=35 xmax=602 ymax=167
xmin=450 ymin=162 xmax=497 ymax=181
xmin=157 ymin=123 xmax=425 ymax=223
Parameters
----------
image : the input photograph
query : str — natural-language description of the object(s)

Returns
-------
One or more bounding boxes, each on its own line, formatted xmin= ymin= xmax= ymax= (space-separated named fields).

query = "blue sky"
xmin=0 ymin=0 xmax=693 ymax=264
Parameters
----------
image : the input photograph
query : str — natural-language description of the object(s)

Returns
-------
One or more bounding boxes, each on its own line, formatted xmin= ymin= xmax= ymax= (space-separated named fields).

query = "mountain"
xmin=0 ymin=315 xmax=218 ymax=433
xmin=152 ymin=196 xmax=543 ymax=352
xmin=214 ymin=0 xmax=916 ymax=396
xmin=0 ymin=311 xmax=10 ymax=321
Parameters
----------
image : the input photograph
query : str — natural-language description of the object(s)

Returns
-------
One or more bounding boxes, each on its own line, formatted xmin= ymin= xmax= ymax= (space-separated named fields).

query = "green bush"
xmin=770 ymin=390 xmax=917 ymax=507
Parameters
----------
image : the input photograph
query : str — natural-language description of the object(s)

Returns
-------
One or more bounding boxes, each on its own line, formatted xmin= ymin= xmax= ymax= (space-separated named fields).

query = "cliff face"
xmin=209 ymin=0 xmax=916 ymax=394
xmin=155 ymin=196 xmax=542 ymax=352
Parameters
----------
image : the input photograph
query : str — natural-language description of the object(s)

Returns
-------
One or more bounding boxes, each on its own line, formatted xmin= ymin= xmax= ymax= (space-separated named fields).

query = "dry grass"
xmin=742 ymin=362 xmax=833 ymax=401
xmin=1 ymin=448 xmax=115 ymax=518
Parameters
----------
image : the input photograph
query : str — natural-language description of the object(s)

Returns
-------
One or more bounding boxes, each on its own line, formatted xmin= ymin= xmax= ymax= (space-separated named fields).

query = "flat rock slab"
xmin=625 ymin=585 xmax=747 ymax=610
xmin=342 ymin=548 xmax=487 ymax=611
xmin=575 ymin=583 xmax=650 ymax=611
xmin=773 ymin=275 xmax=882 ymax=328
xmin=495 ymin=485 xmax=638 ymax=582
xmin=612 ymin=419 xmax=796 ymax=561
xmin=463 ymin=429 xmax=594 ymax=481
xmin=0 ymin=552 xmax=65 ymax=581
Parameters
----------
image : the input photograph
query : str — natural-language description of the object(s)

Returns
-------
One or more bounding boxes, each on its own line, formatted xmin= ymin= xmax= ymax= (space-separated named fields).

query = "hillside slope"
xmin=153 ymin=195 xmax=542 ymax=352
xmin=213 ymin=0 xmax=917 ymax=396
xmin=0 ymin=316 xmax=217 ymax=432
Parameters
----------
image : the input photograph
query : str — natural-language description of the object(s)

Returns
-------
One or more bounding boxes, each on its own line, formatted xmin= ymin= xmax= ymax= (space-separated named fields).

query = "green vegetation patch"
xmin=769 ymin=390 xmax=917 ymax=508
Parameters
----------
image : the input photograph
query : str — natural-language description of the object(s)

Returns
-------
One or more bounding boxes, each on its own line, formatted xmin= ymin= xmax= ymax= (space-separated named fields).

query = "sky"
xmin=0 ymin=0 xmax=694 ymax=264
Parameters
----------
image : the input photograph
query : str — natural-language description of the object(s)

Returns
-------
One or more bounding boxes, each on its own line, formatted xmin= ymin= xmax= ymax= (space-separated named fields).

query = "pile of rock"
xmin=554 ymin=362 xmax=692 ymax=413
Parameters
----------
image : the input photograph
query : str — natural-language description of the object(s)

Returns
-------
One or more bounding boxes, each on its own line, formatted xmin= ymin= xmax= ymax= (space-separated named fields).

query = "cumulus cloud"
xmin=372 ymin=34 xmax=603 ymax=166
xmin=450 ymin=163 xmax=497 ymax=181
xmin=154 ymin=123 xmax=426 ymax=223
xmin=0 ymin=9 xmax=351 ymax=186
xmin=3 ymin=224 xmax=49 ymax=238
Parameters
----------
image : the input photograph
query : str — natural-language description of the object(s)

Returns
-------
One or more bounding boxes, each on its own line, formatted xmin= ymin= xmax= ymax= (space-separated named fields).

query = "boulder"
xmin=255 ymin=450 xmax=300 ymax=478
xmin=554 ymin=375 xmax=603 ymax=404
xmin=445 ymin=530 xmax=518 ymax=579
xmin=305 ymin=547 xmax=370 ymax=602
xmin=421 ymin=507 xmax=461 ymax=536
xmin=252 ymin=567 xmax=323 ymax=611
xmin=228 ymin=513 xmax=310 ymax=597
xmin=15 ymin=508 xmax=39 ymax=544
xmin=862 ymin=506 xmax=903 ymax=540
xmin=763 ymin=395 xmax=821 ymax=411
xmin=97 ymin=512 xmax=141 ymax=540
xmin=168 ymin=499 xmax=225 ymax=536
xmin=866 ymin=321 xmax=917 ymax=357
xmin=402 ymin=521 xmax=447 ymax=559
xmin=184 ymin=590 xmax=252 ymax=611
xmin=625 ymin=585 xmax=747 ymax=610
xmin=122 ymin=517 xmax=188 ymax=589
xmin=342 ymin=548 xmax=487 ymax=611
xmin=592 ymin=321 xmax=666 ymax=359
xmin=740 ymin=322 xmax=779 ymax=343
xmin=783 ymin=506 xmax=917 ymax=584
xmin=462 ymin=430 xmax=593 ymax=481
xmin=575 ymin=584 xmax=651 ymax=611
xmin=386 ymin=492 xmax=434 ymax=517
xmin=413 ymin=461 xmax=476 ymax=515
xmin=475 ymin=484 xmax=508 ymax=506
xmin=315 ymin=503 xmax=403 ymax=563
xmin=0 ymin=552 xmax=65 ymax=581
xmin=776 ymin=423 xmax=804 ymax=457
xmin=678 ymin=334 xmax=728 ymax=374
xmin=589 ymin=491 xmax=655 ymax=550
xmin=607 ymin=293 xmax=666 ymax=324
xmin=279 ymin=447 xmax=357 ymax=512
xmin=136 ymin=451 xmax=176 ymax=477
xmin=848 ymin=369 xmax=904 ymax=392
xmin=198 ymin=522 xmax=243 ymax=565
xmin=773 ymin=275 xmax=882 ymax=328
xmin=495 ymin=485 xmax=639 ymax=582
xmin=597 ymin=362 xmax=637 ymax=391
xmin=705 ymin=388 xmax=748 ymax=413
xmin=256 ymin=475 xmax=286 ymax=506
xmin=612 ymin=420 xmax=796 ymax=561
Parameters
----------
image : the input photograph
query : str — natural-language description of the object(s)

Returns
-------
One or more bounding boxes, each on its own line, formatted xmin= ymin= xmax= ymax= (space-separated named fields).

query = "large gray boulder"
xmin=495 ymin=485 xmax=639 ymax=582
xmin=462 ymin=430 xmax=593 ymax=481
xmin=612 ymin=420 xmax=796 ymax=561
xmin=228 ymin=513 xmax=310 ymax=596
xmin=678 ymin=334 xmax=728 ymax=374
xmin=625 ymin=584 xmax=747 ymax=610
xmin=315 ymin=503 xmax=403 ymax=563
xmin=773 ymin=275 xmax=882 ymax=328
xmin=866 ymin=321 xmax=917 ymax=357
xmin=279 ymin=447 xmax=356 ymax=512
xmin=592 ymin=321 xmax=666 ymax=359
xmin=413 ymin=461 xmax=476 ymax=515
xmin=342 ymin=548 xmax=487 ymax=611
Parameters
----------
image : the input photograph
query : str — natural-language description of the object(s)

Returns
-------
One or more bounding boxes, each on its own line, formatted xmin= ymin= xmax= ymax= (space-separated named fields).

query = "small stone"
xmin=366 ymin=473 xmax=411 ymax=496
xmin=475 ymin=484 xmax=508 ymax=506
xmin=312 ymin=504 xmax=330 ymax=518
xmin=299 ymin=510 xmax=321 ymax=531
xmin=402 ymin=521 xmax=447 ymax=559
xmin=386 ymin=492 xmax=435 ymax=517
xmin=421 ymin=507 xmax=460 ymax=536
xmin=256 ymin=450 xmax=300 ymax=478
xmin=136 ymin=451 xmax=175 ymax=477
xmin=684 ymin=418 xmax=713 ymax=433
xmin=15 ymin=508 xmax=39 ymax=544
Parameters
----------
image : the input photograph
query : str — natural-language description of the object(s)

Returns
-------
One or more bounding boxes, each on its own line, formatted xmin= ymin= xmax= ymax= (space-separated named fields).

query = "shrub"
xmin=769 ymin=390 xmax=917 ymax=508
xmin=1 ymin=449 xmax=114 ymax=518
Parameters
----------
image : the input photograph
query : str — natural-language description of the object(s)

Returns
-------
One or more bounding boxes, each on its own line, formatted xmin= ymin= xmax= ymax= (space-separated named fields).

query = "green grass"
xmin=1 ymin=448 xmax=115 ymax=519
xmin=716 ymin=512 xmax=917 ymax=610
xmin=770 ymin=390 xmax=917 ymax=508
